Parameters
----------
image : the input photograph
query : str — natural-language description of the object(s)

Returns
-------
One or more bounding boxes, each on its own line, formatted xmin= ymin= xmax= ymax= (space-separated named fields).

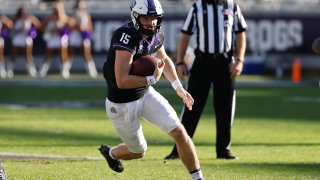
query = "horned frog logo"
xmin=110 ymin=107 xmax=117 ymax=113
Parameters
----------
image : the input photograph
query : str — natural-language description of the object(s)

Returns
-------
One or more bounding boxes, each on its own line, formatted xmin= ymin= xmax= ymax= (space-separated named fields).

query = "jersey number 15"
xmin=120 ymin=33 xmax=131 ymax=44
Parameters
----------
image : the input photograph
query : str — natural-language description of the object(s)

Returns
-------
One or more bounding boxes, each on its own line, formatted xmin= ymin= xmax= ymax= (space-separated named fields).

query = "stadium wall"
xmin=5 ymin=13 xmax=320 ymax=75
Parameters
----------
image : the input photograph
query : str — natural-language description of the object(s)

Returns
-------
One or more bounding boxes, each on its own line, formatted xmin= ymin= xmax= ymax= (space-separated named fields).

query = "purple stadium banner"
xmin=89 ymin=14 xmax=320 ymax=55
xmin=14 ymin=14 xmax=319 ymax=56
xmin=245 ymin=14 xmax=320 ymax=54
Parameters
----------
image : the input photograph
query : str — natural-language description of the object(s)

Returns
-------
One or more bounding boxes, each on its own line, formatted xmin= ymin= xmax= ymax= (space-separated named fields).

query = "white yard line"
xmin=283 ymin=96 xmax=320 ymax=103
xmin=0 ymin=152 xmax=102 ymax=161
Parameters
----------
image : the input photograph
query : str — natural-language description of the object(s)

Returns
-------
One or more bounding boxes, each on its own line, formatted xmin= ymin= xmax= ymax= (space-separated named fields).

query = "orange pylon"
xmin=291 ymin=58 xmax=301 ymax=83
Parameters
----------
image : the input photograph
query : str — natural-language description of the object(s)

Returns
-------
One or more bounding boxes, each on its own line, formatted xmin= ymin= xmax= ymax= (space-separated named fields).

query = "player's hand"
xmin=176 ymin=87 xmax=194 ymax=110
xmin=153 ymin=59 xmax=165 ymax=82
xmin=176 ymin=64 xmax=187 ymax=81
xmin=230 ymin=60 xmax=243 ymax=79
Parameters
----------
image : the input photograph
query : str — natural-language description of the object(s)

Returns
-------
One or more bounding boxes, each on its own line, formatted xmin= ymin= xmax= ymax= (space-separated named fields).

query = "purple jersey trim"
xmin=113 ymin=44 xmax=136 ymax=54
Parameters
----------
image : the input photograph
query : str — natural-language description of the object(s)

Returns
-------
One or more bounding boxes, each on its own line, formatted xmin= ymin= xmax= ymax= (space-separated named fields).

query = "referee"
xmin=164 ymin=0 xmax=247 ymax=160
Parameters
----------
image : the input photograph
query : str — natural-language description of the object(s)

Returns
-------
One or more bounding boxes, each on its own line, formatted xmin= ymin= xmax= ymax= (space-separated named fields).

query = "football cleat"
xmin=0 ymin=161 xmax=6 ymax=180
xmin=163 ymin=153 xmax=179 ymax=160
xmin=98 ymin=144 xmax=124 ymax=173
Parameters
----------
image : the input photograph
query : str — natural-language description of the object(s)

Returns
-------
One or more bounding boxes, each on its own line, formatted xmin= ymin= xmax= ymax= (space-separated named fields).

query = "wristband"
xmin=146 ymin=75 xmax=156 ymax=85
xmin=237 ymin=58 xmax=244 ymax=63
xmin=176 ymin=62 xmax=185 ymax=66
xmin=171 ymin=79 xmax=183 ymax=91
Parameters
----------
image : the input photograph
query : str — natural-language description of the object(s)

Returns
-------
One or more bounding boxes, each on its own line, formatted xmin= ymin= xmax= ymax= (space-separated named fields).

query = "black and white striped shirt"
xmin=182 ymin=0 xmax=247 ymax=54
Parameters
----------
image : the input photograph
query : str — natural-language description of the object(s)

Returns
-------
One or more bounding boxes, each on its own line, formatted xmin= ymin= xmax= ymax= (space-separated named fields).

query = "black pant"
xmin=171 ymin=53 xmax=235 ymax=155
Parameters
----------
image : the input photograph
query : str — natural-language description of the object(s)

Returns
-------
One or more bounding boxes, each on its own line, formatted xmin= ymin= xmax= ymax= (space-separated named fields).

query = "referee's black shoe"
xmin=98 ymin=144 xmax=124 ymax=172
xmin=217 ymin=152 xmax=239 ymax=160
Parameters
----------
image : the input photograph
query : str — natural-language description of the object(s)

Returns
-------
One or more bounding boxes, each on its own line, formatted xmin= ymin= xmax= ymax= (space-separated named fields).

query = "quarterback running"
xmin=99 ymin=0 xmax=204 ymax=179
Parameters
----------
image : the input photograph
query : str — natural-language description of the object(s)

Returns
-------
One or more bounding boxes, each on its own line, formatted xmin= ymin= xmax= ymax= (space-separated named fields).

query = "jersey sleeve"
xmin=154 ymin=32 xmax=164 ymax=51
xmin=233 ymin=4 xmax=248 ymax=34
xmin=181 ymin=4 xmax=196 ymax=35
xmin=112 ymin=27 xmax=137 ymax=54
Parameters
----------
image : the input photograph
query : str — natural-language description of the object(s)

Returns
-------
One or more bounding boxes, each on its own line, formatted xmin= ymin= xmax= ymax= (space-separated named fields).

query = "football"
xmin=312 ymin=37 xmax=320 ymax=54
xmin=130 ymin=55 xmax=162 ymax=76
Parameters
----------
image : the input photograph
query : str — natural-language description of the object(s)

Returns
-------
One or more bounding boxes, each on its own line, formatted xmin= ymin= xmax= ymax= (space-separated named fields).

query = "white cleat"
xmin=0 ymin=68 xmax=6 ymax=79
xmin=6 ymin=61 xmax=14 ymax=79
xmin=87 ymin=60 xmax=98 ymax=78
xmin=0 ymin=61 xmax=6 ymax=78
xmin=61 ymin=62 xmax=71 ymax=79
xmin=0 ymin=161 xmax=6 ymax=180
xmin=27 ymin=62 xmax=38 ymax=78
xmin=39 ymin=62 xmax=50 ymax=78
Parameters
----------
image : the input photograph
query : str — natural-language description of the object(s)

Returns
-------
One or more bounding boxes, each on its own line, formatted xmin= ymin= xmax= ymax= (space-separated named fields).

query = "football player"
xmin=0 ymin=161 xmax=6 ymax=180
xmin=99 ymin=0 xmax=204 ymax=179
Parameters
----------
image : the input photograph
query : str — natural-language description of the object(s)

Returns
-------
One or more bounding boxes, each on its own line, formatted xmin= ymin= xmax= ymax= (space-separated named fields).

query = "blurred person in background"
xmin=39 ymin=4 xmax=70 ymax=79
xmin=68 ymin=0 xmax=97 ymax=78
xmin=0 ymin=12 xmax=13 ymax=79
xmin=7 ymin=6 xmax=41 ymax=78
xmin=164 ymin=0 xmax=247 ymax=160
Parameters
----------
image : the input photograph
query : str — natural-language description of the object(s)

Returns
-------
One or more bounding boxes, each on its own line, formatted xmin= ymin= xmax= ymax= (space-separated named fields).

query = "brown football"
xmin=130 ymin=55 xmax=162 ymax=76
xmin=312 ymin=37 xmax=320 ymax=54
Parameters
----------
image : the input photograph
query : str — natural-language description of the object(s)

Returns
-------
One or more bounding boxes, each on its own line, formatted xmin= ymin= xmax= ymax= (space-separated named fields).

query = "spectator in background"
xmin=7 ymin=6 xmax=41 ymax=78
xmin=0 ymin=13 xmax=13 ymax=79
xmin=39 ymin=4 xmax=70 ymax=79
xmin=68 ymin=0 xmax=97 ymax=78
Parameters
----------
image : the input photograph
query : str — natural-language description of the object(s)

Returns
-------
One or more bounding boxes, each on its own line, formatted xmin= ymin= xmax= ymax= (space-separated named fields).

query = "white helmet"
xmin=130 ymin=0 xmax=164 ymax=36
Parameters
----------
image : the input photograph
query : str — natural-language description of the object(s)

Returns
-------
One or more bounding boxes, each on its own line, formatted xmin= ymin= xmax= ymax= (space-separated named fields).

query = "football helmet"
xmin=130 ymin=0 xmax=164 ymax=36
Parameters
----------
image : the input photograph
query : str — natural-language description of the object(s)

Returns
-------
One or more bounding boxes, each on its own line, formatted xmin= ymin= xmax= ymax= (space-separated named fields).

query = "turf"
xmin=0 ymin=77 xmax=319 ymax=179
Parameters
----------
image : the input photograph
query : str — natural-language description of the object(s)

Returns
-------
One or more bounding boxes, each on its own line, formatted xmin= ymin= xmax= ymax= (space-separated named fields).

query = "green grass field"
xmin=0 ymin=76 xmax=319 ymax=179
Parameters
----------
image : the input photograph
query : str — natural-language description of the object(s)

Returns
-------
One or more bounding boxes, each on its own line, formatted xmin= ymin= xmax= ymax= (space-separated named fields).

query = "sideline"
xmin=0 ymin=77 xmax=317 ymax=87
xmin=0 ymin=152 xmax=101 ymax=161
xmin=0 ymin=79 xmax=106 ymax=87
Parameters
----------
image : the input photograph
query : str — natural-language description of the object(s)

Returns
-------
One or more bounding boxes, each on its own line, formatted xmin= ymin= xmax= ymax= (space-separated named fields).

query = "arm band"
xmin=171 ymin=79 xmax=183 ymax=91
xmin=146 ymin=75 xmax=156 ymax=85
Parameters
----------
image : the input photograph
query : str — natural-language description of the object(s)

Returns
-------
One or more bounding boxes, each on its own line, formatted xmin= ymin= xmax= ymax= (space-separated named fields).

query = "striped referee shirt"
xmin=182 ymin=0 xmax=248 ymax=54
